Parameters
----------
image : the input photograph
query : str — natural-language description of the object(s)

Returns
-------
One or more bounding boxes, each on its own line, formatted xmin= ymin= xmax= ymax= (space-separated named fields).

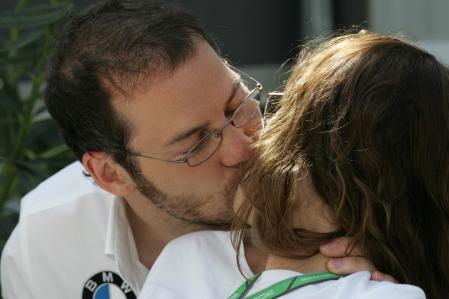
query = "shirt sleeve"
xmin=363 ymin=282 xmax=426 ymax=299
xmin=1 ymin=227 xmax=34 ymax=299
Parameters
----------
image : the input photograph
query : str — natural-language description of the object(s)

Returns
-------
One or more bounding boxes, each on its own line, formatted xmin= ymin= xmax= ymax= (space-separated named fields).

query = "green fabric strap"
xmin=228 ymin=272 xmax=343 ymax=299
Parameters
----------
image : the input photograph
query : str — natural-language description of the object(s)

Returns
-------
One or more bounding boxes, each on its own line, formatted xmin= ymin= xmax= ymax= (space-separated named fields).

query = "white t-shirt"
xmin=140 ymin=231 xmax=426 ymax=299
xmin=1 ymin=162 xmax=148 ymax=299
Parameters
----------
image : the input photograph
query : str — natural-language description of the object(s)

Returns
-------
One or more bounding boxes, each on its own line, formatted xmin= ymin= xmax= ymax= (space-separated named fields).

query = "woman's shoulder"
xmin=142 ymin=230 xmax=247 ymax=298
xmin=306 ymin=271 xmax=425 ymax=299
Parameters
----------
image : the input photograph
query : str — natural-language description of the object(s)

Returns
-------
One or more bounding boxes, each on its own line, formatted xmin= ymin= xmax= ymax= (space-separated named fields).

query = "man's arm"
xmin=1 ymin=227 xmax=34 ymax=299
xmin=320 ymin=237 xmax=397 ymax=282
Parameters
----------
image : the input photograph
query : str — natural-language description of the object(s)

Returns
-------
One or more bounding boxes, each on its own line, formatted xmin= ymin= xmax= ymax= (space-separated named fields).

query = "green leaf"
xmin=0 ymin=49 xmax=40 ymax=72
xmin=0 ymin=0 xmax=77 ymax=248
xmin=26 ymin=118 xmax=59 ymax=145
xmin=0 ymin=30 xmax=46 ymax=52
xmin=0 ymin=3 xmax=73 ymax=29
xmin=31 ymin=99 xmax=48 ymax=116
xmin=0 ymin=93 xmax=22 ymax=115
xmin=32 ymin=110 xmax=52 ymax=124
xmin=37 ymin=143 xmax=69 ymax=160
xmin=0 ymin=211 xmax=19 ymax=242
xmin=15 ymin=159 xmax=47 ymax=179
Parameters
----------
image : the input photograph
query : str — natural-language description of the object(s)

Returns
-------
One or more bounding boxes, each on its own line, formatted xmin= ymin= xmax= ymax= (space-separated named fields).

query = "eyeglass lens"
xmin=187 ymin=88 xmax=262 ymax=166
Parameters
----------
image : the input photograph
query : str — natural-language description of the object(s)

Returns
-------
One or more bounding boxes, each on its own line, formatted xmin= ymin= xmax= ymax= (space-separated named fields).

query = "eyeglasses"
xmin=264 ymin=91 xmax=284 ymax=119
xmin=125 ymin=61 xmax=263 ymax=167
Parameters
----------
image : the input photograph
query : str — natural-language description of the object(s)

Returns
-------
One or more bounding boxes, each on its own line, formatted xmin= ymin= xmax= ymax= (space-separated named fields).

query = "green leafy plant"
xmin=0 ymin=0 xmax=75 ymax=252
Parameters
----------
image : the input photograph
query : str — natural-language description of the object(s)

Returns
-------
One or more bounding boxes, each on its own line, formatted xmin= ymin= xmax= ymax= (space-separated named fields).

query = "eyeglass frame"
xmin=263 ymin=91 xmax=284 ymax=118
xmin=124 ymin=60 xmax=263 ymax=167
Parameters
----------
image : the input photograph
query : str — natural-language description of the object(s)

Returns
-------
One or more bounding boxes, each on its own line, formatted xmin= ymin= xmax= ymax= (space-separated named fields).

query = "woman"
xmin=140 ymin=31 xmax=447 ymax=298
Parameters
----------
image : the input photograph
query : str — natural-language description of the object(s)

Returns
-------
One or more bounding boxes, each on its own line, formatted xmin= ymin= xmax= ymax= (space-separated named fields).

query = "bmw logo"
xmin=82 ymin=271 xmax=137 ymax=299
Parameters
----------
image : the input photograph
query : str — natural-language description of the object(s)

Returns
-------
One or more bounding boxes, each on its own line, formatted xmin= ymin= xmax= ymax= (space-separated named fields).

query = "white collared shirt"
xmin=140 ymin=231 xmax=426 ymax=299
xmin=1 ymin=162 xmax=148 ymax=299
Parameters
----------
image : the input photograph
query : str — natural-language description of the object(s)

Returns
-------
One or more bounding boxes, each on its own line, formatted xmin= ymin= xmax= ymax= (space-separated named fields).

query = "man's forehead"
xmin=164 ymin=79 xmax=241 ymax=147
xmin=116 ymin=48 xmax=241 ymax=150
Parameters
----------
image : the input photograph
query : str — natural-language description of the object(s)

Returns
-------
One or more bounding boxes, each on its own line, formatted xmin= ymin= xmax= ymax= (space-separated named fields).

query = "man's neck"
xmin=125 ymin=201 xmax=205 ymax=269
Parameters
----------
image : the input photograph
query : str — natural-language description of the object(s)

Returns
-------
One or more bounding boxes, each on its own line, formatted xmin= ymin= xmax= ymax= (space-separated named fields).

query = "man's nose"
xmin=241 ymin=112 xmax=263 ymax=141
xmin=218 ymin=124 xmax=254 ymax=167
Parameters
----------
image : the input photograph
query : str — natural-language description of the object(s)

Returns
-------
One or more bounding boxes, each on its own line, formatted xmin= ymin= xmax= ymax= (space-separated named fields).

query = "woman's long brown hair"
xmin=232 ymin=31 xmax=449 ymax=299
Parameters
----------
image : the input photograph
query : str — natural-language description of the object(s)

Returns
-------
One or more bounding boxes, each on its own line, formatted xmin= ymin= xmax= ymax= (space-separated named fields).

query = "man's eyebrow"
xmin=165 ymin=80 xmax=241 ymax=147
xmin=224 ymin=79 xmax=241 ymax=110
xmin=165 ymin=123 xmax=209 ymax=146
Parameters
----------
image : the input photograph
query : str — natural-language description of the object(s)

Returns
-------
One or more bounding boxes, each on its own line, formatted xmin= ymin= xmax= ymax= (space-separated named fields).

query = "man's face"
xmin=116 ymin=40 xmax=261 ymax=227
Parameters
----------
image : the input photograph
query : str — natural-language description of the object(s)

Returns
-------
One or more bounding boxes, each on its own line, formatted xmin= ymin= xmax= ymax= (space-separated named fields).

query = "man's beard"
xmin=128 ymin=165 xmax=239 ymax=229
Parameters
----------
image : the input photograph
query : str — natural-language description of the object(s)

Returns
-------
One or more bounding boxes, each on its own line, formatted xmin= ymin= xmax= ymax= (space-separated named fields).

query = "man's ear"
xmin=82 ymin=151 xmax=134 ymax=197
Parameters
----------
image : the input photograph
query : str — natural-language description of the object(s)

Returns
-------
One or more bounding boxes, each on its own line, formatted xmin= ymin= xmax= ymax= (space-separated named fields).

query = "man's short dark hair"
xmin=45 ymin=0 xmax=219 ymax=168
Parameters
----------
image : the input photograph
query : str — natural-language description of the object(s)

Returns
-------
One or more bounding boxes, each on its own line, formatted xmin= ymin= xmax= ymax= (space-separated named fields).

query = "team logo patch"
xmin=82 ymin=271 xmax=136 ymax=299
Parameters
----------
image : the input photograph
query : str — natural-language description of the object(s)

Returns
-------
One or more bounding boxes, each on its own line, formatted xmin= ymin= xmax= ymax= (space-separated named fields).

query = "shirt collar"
xmin=104 ymin=196 xmax=149 ymax=295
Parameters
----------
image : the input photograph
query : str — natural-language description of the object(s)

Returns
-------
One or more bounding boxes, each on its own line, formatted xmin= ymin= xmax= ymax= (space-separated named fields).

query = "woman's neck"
xmin=264 ymin=252 xmax=329 ymax=274
xmin=244 ymin=242 xmax=329 ymax=274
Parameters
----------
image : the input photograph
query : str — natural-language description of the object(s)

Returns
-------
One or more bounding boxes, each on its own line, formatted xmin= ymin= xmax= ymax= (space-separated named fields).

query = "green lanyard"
xmin=228 ymin=272 xmax=343 ymax=299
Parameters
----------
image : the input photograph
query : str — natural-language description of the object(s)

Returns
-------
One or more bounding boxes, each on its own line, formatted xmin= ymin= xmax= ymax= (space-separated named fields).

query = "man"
xmin=0 ymin=1 xmax=388 ymax=298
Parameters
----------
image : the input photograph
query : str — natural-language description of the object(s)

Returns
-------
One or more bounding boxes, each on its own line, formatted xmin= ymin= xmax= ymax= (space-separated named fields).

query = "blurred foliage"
xmin=0 ymin=0 xmax=75 ymax=257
